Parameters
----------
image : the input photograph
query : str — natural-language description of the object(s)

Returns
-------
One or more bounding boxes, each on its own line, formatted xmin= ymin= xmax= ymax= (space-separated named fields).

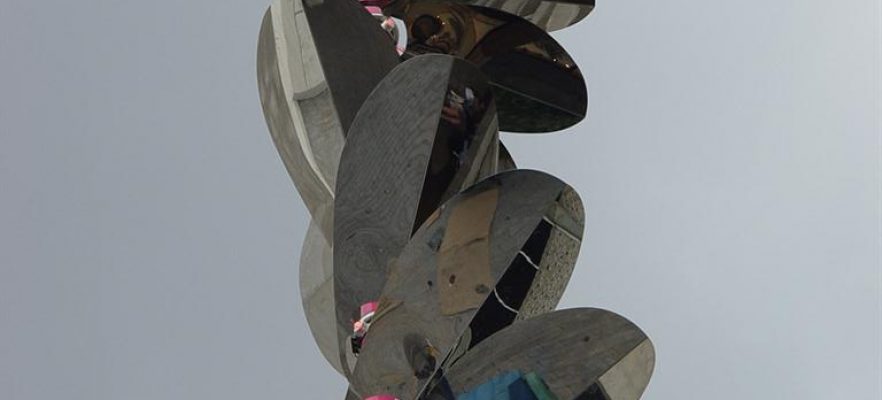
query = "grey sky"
xmin=1 ymin=0 xmax=879 ymax=399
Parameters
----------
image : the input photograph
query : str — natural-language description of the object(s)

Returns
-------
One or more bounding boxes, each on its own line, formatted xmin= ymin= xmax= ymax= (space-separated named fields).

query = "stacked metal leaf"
xmin=257 ymin=1 xmax=654 ymax=399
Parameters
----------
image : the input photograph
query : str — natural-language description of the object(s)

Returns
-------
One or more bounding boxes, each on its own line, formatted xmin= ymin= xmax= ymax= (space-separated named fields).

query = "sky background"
xmin=1 ymin=0 xmax=880 ymax=399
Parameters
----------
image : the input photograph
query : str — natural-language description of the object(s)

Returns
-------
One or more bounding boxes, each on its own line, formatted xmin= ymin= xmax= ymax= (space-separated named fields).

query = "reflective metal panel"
xmin=299 ymin=219 xmax=347 ymax=375
xmin=257 ymin=0 xmax=399 ymax=239
xmin=302 ymin=0 xmax=401 ymax=133
xmin=333 ymin=54 xmax=499 ymax=375
xmin=420 ymin=308 xmax=655 ymax=400
xmin=399 ymin=3 xmax=588 ymax=132
xmin=465 ymin=0 xmax=595 ymax=31
xmin=299 ymin=141 xmax=517 ymax=378
xmin=256 ymin=1 xmax=656 ymax=397
xmin=257 ymin=6 xmax=335 ymax=238
xmin=348 ymin=170 xmax=571 ymax=399
xmin=386 ymin=0 xmax=595 ymax=32
xmin=465 ymin=184 xmax=583 ymax=348
xmin=259 ymin=0 xmax=402 ymax=376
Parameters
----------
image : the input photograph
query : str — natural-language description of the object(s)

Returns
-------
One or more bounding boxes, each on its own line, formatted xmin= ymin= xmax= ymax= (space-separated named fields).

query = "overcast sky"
xmin=1 ymin=0 xmax=880 ymax=399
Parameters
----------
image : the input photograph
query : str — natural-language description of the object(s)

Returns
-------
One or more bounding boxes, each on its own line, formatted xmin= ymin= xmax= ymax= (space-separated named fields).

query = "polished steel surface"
xmin=299 ymin=143 xmax=518 ymax=378
xmin=400 ymin=3 xmax=588 ymax=132
xmin=465 ymin=184 xmax=583 ymax=348
xmin=302 ymin=0 xmax=402 ymax=134
xmin=257 ymin=1 xmax=655 ymax=398
xmin=257 ymin=5 xmax=335 ymax=237
xmin=258 ymin=0 xmax=403 ymax=373
xmin=419 ymin=308 xmax=655 ymax=400
xmin=348 ymin=170 xmax=569 ymax=398
xmin=386 ymin=0 xmax=595 ymax=32
xmin=333 ymin=54 xmax=499 ymax=375
xmin=257 ymin=0 xmax=399 ymax=239
xmin=299 ymin=220 xmax=347 ymax=375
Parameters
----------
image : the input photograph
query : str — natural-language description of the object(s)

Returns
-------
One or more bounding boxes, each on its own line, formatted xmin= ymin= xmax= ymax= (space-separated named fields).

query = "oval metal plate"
xmin=400 ymin=3 xmax=589 ymax=133
xmin=348 ymin=169 xmax=580 ymax=399
xmin=421 ymin=308 xmax=655 ymax=400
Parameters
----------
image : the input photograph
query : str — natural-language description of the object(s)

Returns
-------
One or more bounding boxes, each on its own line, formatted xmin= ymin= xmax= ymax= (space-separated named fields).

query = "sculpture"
xmin=257 ymin=1 xmax=654 ymax=398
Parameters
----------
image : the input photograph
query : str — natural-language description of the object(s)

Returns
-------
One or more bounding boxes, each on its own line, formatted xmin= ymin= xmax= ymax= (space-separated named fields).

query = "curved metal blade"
xmin=398 ymin=3 xmax=588 ymax=132
xmin=257 ymin=0 xmax=399 ymax=239
xmin=464 ymin=183 xmax=583 ymax=349
xmin=348 ymin=169 xmax=578 ymax=399
xmin=302 ymin=0 xmax=402 ymax=134
xmin=299 ymin=219 xmax=347 ymax=376
xmin=333 ymin=54 xmax=500 ymax=375
xmin=420 ymin=308 xmax=655 ymax=400
xmin=300 ymin=142 xmax=515 ymax=378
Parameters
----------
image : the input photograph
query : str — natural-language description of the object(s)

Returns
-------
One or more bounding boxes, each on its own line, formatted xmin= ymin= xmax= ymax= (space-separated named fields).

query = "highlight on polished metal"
xmin=257 ymin=0 xmax=654 ymax=398
xmin=398 ymin=3 xmax=588 ymax=132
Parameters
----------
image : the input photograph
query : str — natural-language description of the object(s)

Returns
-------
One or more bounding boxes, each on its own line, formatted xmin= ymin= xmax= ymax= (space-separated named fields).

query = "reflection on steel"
xmin=334 ymin=54 xmax=501 ymax=375
xmin=421 ymin=309 xmax=654 ymax=400
xmin=257 ymin=0 xmax=654 ymax=398
xmin=257 ymin=0 xmax=399 ymax=240
xmin=384 ymin=0 xmax=595 ymax=32
xmin=349 ymin=170 xmax=584 ymax=398
xmin=399 ymin=3 xmax=588 ymax=132
xmin=299 ymin=220 xmax=347 ymax=374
